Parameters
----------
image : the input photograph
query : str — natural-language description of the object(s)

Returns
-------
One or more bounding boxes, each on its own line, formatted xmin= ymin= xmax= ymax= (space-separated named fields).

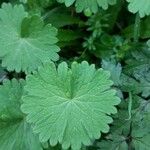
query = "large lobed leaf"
xmin=0 ymin=79 xmax=42 ymax=150
xmin=98 ymin=134 xmax=128 ymax=150
xmin=123 ymin=46 xmax=150 ymax=98
xmin=0 ymin=3 xmax=60 ymax=73
xmin=21 ymin=61 xmax=120 ymax=150
xmin=98 ymin=96 xmax=150 ymax=150
xmin=126 ymin=0 xmax=150 ymax=17
xmin=131 ymin=99 xmax=150 ymax=150
xmin=57 ymin=0 xmax=117 ymax=13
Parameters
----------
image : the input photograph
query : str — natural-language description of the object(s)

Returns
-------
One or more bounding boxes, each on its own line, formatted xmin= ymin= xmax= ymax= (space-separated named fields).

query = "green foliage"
xmin=102 ymin=60 xmax=122 ymax=86
xmin=0 ymin=0 xmax=150 ymax=149
xmin=123 ymin=16 xmax=150 ymax=39
xmin=0 ymin=79 xmax=42 ymax=150
xmin=44 ymin=6 xmax=82 ymax=28
xmin=0 ymin=65 xmax=6 ymax=82
xmin=148 ymin=39 xmax=150 ymax=47
xmin=126 ymin=0 xmax=150 ymax=17
xmin=56 ymin=0 xmax=117 ymax=13
xmin=58 ymin=29 xmax=82 ymax=47
xmin=0 ymin=3 xmax=59 ymax=73
xmin=98 ymin=96 xmax=150 ymax=150
xmin=21 ymin=61 xmax=120 ymax=150
xmin=98 ymin=134 xmax=128 ymax=150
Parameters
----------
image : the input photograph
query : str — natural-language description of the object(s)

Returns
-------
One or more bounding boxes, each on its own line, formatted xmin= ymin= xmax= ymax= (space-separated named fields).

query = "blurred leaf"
xmin=122 ymin=16 xmax=150 ymax=39
xmin=126 ymin=0 xmax=150 ymax=18
xmin=102 ymin=59 xmax=122 ymax=86
xmin=0 ymin=65 xmax=7 ymax=82
xmin=58 ymin=29 xmax=82 ymax=47
xmin=56 ymin=0 xmax=117 ymax=13
xmin=44 ymin=6 xmax=83 ymax=28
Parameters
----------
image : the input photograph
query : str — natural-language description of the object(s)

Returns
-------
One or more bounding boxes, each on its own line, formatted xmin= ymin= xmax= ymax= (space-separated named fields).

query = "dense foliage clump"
xmin=0 ymin=0 xmax=150 ymax=150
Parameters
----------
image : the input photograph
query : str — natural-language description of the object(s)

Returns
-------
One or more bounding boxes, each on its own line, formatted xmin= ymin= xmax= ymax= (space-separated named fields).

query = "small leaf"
xmin=84 ymin=8 xmax=92 ymax=17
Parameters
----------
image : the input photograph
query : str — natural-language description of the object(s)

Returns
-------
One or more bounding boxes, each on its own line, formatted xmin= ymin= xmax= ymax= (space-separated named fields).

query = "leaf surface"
xmin=21 ymin=61 xmax=120 ymax=150
xmin=126 ymin=0 xmax=150 ymax=17
xmin=0 ymin=3 xmax=60 ymax=73
xmin=0 ymin=79 xmax=42 ymax=150
xmin=57 ymin=0 xmax=117 ymax=13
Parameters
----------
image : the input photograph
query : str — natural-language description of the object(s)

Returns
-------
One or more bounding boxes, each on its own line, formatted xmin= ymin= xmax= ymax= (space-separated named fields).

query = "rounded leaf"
xmin=21 ymin=61 xmax=121 ymax=150
xmin=57 ymin=0 xmax=117 ymax=13
xmin=126 ymin=0 xmax=150 ymax=17
xmin=0 ymin=3 xmax=60 ymax=73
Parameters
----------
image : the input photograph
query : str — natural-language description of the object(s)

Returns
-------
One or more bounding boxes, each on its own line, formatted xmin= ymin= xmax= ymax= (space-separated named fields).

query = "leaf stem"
xmin=126 ymin=92 xmax=132 ymax=120
xmin=133 ymin=13 xmax=141 ymax=43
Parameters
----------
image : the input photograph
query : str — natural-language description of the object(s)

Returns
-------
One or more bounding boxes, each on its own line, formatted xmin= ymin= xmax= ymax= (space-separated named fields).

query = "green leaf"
xmin=21 ymin=61 xmax=120 ymax=150
xmin=124 ymin=46 xmax=150 ymax=76
xmin=122 ymin=16 xmax=150 ymax=39
xmin=0 ymin=65 xmax=6 ymax=82
xmin=98 ymin=134 xmax=128 ymax=150
xmin=110 ymin=104 xmax=131 ymax=136
xmin=26 ymin=0 xmax=55 ymax=9
xmin=131 ymin=99 xmax=150 ymax=150
xmin=20 ymin=0 xmax=27 ymax=3
xmin=126 ymin=0 xmax=150 ymax=17
xmin=137 ymin=71 xmax=150 ymax=98
xmin=126 ymin=71 xmax=150 ymax=98
xmin=84 ymin=8 xmax=92 ymax=17
xmin=0 ymin=79 xmax=42 ymax=150
xmin=123 ymin=47 xmax=150 ymax=97
xmin=58 ymin=29 xmax=82 ymax=47
xmin=101 ymin=96 xmax=150 ymax=150
xmin=132 ymin=135 xmax=150 ymax=150
xmin=148 ymin=39 xmax=150 ymax=47
xmin=43 ymin=6 xmax=83 ymax=28
xmin=120 ymin=73 xmax=150 ymax=98
xmin=0 ymin=3 xmax=60 ymax=73
xmin=57 ymin=0 xmax=117 ymax=13
xmin=102 ymin=60 xmax=122 ymax=86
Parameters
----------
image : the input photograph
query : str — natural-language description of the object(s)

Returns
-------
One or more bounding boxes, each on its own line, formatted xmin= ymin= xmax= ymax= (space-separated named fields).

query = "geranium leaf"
xmin=56 ymin=0 xmax=117 ymax=13
xmin=102 ymin=60 xmax=122 ymax=86
xmin=0 ymin=79 xmax=42 ymax=150
xmin=131 ymin=99 xmax=150 ymax=150
xmin=126 ymin=0 xmax=150 ymax=17
xmin=98 ymin=134 xmax=128 ymax=150
xmin=0 ymin=3 xmax=60 ymax=73
xmin=21 ymin=61 xmax=120 ymax=150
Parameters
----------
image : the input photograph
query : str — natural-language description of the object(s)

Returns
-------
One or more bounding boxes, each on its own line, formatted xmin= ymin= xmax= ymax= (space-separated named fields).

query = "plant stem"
xmin=133 ymin=13 xmax=141 ymax=43
xmin=126 ymin=92 xmax=132 ymax=120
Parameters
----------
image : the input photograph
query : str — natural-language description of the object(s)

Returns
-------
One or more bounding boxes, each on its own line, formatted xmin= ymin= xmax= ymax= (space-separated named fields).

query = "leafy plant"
xmin=0 ymin=0 xmax=150 ymax=150
xmin=126 ymin=0 xmax=150 ymax=17
xmin=0 ymin=3 xmax=59 ymax=73
xmin=56 ymin=0 xmax=117 ymax=13
xmin=0 ymin=79 xmax=42 ymax=150
xmin=21 ymin=61 xmax=120 ymax=150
